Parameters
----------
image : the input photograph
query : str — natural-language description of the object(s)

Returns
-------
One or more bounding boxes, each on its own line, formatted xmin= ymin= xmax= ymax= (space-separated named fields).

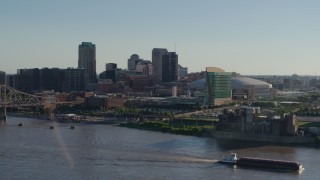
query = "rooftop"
xmin=79 ymin=42 xmax=95 ymax=48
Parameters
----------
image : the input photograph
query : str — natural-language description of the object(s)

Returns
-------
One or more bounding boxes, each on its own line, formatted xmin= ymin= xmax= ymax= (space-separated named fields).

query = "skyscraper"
xmin=206 ymin=67 xmax=232 ymax=106
xmin=162 ymin=52 xmax=178 ymax=82
xmin=105 ymin=63 xmax=117 ymax=83
xmin=152 ymin=48 xmax=168 ymax=83
xmin=106 ymin=63 xmax=117 ymax=71
xmin=0 ymin=71 xmax=5 ymax=84
xmin=78 ymin=42 xmax=97 ymax=83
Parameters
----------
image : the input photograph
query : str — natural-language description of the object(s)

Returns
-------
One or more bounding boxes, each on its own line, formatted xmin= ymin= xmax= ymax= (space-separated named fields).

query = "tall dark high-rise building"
xmin=105 ymin=63 xmax=117 ymax=83
xmin=6 ymin=74 xmax=17 ymax=88
xmin=106 ymin=63 xmax=117 ymax=71
xmin=0 ymin=71 xmax=5 ymax=84
xmin=162 ymin=52 xmax=178 ymax=82
xmin=78 ymin=42 xmax=97 ymax=83
xmin=152 ymin=48 xmax=168 ymax=83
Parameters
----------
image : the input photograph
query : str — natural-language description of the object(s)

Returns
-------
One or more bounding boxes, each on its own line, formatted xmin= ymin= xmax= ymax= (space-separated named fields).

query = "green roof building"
xmin=206 ymin=67 xmax=232 ymax=106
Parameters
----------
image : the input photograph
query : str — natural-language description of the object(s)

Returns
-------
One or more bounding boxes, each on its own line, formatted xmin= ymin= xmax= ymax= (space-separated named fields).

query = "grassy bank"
xmin=119 ymin=121 xmax=215 ymax=136
xmin=297 ymin=121 xmax=320 ymax=128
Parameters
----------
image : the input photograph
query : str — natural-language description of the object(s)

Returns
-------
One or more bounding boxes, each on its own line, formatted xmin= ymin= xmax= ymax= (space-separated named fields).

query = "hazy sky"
xmin=1 ymin=0 xmax=319 ymax=75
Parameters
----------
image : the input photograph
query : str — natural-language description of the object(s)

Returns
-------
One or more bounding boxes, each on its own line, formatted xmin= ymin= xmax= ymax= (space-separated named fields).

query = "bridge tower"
xmin=0 ymin=84 xmax=7 ymax=121
xmin=1 ymin=105 xmax=6 ymax=121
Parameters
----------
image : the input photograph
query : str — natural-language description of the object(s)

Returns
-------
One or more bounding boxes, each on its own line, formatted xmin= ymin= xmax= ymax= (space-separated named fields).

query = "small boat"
xmin=18 ymin=122 xmax=23 ymax=126
xmin=50 ymin=126 xmax=54 ymax=129
xmin=70 ymin=126 xmax=75 ymax=129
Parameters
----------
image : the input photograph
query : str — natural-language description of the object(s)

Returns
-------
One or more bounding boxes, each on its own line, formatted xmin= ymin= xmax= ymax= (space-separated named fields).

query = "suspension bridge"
xmin=0 ymin=84 xmax=57 ymax=120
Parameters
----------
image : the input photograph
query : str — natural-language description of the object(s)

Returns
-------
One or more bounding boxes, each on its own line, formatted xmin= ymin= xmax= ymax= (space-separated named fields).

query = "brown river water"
xmin=0 ymin=116 xmax=319 ymax=180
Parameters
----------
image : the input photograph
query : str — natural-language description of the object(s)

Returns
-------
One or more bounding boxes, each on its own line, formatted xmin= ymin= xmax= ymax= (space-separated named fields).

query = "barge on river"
xmin=218 ymin=153 xmax=302 ymax=171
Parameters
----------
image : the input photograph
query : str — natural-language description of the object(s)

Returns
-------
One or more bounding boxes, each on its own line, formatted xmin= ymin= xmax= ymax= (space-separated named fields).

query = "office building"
xmin=16 ymin=68 xmax=41 ymax=92
xmin=0 ymin=71 xmax=5 ymax=84
xmin=152 ymin=48 xmax=168 ymax=83
xmin=135 ymin=60 xmax=152 ymax=76
xmin=85 ymin=95 xmax=124 ymax=109
xmin=106 ymin=63 xmax=117 ymax=71
xmin=206 ymin=67 xmax=232 ymax=106
xmin=62 ymin=68 xmax=88 ymax=92
xmin=105 ymin=63 xmax=117 ymax=83
xmin=115 ymin=69 xmax=126 ymax=83
xmin=128 ymin=54 xmax=142 ymax=70
xmin=40 ymin=68 xmax=63 ymax=92
xmin=6 ymin=74 xmax=17 ymax=88
xmin=162 ymin=52 xmax=178 ymax=82
xmin=126 ymin=75 xmax=152 ymax=91
xmin=78 ymin=42 xmax=97 ymax=83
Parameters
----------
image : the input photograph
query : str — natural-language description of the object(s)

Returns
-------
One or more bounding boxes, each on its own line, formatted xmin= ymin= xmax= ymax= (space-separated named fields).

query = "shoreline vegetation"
xmin=119 ymin=121 xmax=214 ymax=137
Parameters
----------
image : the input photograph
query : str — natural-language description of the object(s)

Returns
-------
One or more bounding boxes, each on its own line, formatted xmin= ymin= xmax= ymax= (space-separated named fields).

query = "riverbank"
xmin=210 ymin=131 xmax=315 ymax=144
xmin=120 ymin=121 xmax=318 ymax=145
xmin=119 ymin=121 xmax=214 ymax=136
xmin=7 ymin=113 xmax=319 ymax=145
xmin=7 ymin=113 xmax=51 ymax=120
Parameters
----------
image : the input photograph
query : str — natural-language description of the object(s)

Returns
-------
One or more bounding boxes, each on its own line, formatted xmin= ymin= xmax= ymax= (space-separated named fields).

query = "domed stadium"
xmin=189 ymin=76 xmax=273 ymax=100
xmin=189 ymin=78 xmax=206 ymax=90
xmin=232 ymin=76 xmax=272 ymax=90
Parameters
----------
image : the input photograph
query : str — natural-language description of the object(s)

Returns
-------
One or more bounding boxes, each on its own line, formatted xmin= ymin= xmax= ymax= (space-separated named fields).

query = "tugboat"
xmin=218 ymin=153 xmax=302 ymax=172
xmin=218 ymin=153 xmax=237 ymax=164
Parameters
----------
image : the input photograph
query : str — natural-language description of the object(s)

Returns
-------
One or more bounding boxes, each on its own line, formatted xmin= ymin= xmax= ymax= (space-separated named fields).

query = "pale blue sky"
xmin=0 ymin=0 xmax=319 ymax=75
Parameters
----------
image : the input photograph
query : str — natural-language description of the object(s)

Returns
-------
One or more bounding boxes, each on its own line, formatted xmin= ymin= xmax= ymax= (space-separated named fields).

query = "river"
xmin=0 ymin=116 xmax=319 ymax=180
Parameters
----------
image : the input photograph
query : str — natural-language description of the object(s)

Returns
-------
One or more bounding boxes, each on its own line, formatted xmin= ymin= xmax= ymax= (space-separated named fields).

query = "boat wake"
xmin=175 ymin=157 xmax=218 ymax=164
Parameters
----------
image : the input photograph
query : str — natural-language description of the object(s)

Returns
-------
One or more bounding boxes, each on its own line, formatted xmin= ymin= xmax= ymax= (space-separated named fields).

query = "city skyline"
xmin=1 ymin=0 xmax=320 ymax=75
